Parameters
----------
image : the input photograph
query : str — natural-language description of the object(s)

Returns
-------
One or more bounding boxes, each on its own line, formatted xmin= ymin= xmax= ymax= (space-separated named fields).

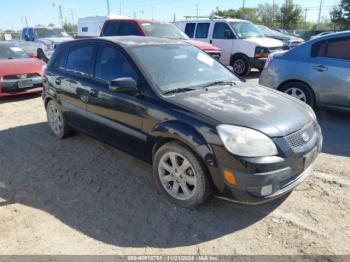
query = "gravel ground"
xmin=0 ymin=76 xmax=349 ymax=255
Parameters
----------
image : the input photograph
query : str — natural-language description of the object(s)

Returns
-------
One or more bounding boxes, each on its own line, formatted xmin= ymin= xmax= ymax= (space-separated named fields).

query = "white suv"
xmin=174 ymin=18 xmax=284 ymax=76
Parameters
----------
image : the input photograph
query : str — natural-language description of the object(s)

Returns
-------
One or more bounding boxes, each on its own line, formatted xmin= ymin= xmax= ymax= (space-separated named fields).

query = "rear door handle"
xmin=313 ymin=65 xmax=328 ymax=72
xmin=55 ymin=78 xmax=61 ymax=85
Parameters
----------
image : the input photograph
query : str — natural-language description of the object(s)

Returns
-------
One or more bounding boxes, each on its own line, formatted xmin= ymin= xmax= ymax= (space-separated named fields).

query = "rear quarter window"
xmin=104 ymin=22 xmax=141 ymax=36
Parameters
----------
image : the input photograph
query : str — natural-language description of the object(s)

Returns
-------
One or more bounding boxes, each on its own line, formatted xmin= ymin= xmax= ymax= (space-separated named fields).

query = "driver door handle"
xmin=313 ymin=65 xmax=328 ymax=72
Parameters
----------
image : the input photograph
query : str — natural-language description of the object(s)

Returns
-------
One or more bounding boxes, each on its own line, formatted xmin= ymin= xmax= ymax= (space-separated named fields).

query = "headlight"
xmin=217 ymin=125 xmax=278 ymax=157
xmin=255 ymin=46 xmax=269 ymax=58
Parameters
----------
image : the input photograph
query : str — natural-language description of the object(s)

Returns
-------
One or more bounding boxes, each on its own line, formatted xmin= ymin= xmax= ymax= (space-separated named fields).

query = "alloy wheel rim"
xmin=158 ymin=152 xmax=198 ymax=201
xmin=233 ymin=59 xmax=245 ymax=74
xmin=285 ymin=87 xmax=307 ymax=102
xmin=47 ymin=103 xmax=63 ymax=136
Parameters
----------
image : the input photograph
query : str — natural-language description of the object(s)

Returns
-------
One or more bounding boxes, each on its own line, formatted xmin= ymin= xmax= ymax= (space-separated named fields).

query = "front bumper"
xmin=0 ymin=76 xmax=44 ymax=97
xmin=249 ymin=57 xmax=267 ymax=70
xmin=209 ymin=122 xmax=323 ymax=204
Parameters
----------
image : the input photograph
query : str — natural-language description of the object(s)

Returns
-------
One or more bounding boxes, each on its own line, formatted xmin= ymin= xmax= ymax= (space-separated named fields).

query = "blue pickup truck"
xmin=13 ymin=27 xmax=72 ymax=62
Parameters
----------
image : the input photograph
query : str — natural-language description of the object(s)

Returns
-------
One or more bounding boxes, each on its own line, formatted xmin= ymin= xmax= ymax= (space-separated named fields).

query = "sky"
xmin=0 ymin=0 xmax=341 ymax=30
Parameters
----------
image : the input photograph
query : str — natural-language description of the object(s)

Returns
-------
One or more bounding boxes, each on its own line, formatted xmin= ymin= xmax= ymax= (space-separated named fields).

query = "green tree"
xmin=277 ymin=0 xmax=303 ymax=30
xmin=215 ymin=7 xmax=259 ymax=23
xmin=63 ymin=22 xmax=77 ymax=34
xmin=257 ymin=3 xmax=280 ymax=27
xmin=331 ymin=0 xmax=350 ymax=30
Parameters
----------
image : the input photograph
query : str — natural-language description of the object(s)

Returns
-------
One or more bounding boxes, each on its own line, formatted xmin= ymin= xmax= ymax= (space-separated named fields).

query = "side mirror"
xmin=109 ymin=77 xmax=138 ymax=93
xmin=224 ymin=30 xmax=234 ymax=39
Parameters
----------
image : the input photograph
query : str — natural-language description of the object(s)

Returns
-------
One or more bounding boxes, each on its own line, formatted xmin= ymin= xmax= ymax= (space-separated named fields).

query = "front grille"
xmin=206 ymin=51 xmax=221 ymax=61
xmin=285 ymin=122 xmax=317 ymax=148
xmin=3 ymin=73 xmax=41 ymax=80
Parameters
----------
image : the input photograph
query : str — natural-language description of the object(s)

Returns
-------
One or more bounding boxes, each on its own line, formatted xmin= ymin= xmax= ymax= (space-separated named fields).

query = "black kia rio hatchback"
xmin=43 ymin=36 xmax=323 ymax=208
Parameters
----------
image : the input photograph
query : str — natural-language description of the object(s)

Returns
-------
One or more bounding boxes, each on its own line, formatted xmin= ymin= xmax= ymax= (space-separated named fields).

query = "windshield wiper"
xmin=202 ymin=81 xmax=238 ymax=88
xmin=163 ymin=87 xmax=197 ymax=95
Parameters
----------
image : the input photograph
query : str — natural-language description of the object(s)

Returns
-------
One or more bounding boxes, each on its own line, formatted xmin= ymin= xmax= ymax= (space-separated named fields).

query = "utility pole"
xmin=71 ymin=9 xmax=75 ymax=25
xmin=25 ymin=17 xmax=29 ymax=27
xmin=119 ymin=1 xmax=122 ymax=15
xmin=272 ymin=0 xmax=275 ymax=27
xmin=196 ymin=3 xmax=199 ymax=17
xmin=242 ymin=0 xmax=245 ymax=8
xmin=317 ymin=0 xmax=323 ymax=30
xmin=304 ymin=8 xmax=309 ymax=30
xmin=107 ymin=0 xmax=111 ymax=16
xmin=59 ymin=4 xmax=64 ymax=28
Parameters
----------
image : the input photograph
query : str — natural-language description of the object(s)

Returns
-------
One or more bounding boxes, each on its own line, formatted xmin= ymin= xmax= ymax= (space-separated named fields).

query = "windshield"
xmin=34 ymin=28 xmax=69 ymax=38
xmin=141 ymin=23 xmax=189 ymax=40
xmin=0 ymin=44 xmax=29 ymax=59
xmin=230 ymin=22 xmax=264 ymax=39
xmin=130 ymin=44 xmax=239 ymax=93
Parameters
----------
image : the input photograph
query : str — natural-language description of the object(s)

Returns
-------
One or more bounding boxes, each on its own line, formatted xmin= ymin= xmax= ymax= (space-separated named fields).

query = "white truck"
xmin=174 ymin=18 xmax=284 ymax=76
xmin=13 ymin=27 xmax=73 ymax=62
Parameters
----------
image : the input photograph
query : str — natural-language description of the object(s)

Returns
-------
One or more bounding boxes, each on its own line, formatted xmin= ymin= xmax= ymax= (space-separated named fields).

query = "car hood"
xmin=245 ymin=37 xmax=283 ymax=48
xmin=165 ymin=84 xmax=314 ymax=137
xmin=39 ymin=37 xmax=73 ymax=44
xmin=185 ymin=39 xmax=221 ymax=52
xmin=0 ymin=58 xmax=45 ymax=76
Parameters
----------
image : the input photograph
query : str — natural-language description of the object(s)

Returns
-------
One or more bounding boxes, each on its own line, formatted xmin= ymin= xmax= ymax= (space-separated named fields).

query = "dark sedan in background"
xmin=257 ymin=25 xmax=304 ymax=49
xmin=43 ymin=36 xmax=322 ymax=207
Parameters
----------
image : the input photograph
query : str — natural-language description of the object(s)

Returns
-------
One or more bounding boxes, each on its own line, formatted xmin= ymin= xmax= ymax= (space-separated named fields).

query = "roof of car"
xmin=73 ymin=36 xmax=188 ymax=48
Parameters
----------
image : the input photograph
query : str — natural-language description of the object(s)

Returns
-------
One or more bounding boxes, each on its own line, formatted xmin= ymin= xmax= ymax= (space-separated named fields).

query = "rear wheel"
xmin=46 ymin=100 xmax=72 ymax=139
xmin=153 ymin=142 xmax=211 ymax=208
xmin=280 ymin=81 xmax=315 ymax=108
xmin=231 ymin=55 xmax=251 ymax=76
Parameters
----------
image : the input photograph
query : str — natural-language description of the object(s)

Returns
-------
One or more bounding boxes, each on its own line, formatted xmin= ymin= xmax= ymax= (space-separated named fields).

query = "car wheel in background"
xmin=231 ymin=55 xmax=251 ymax=76
xmin=153 ymin=141 xmax=212 ymax=208
xmin=46 ymin=100 xmax=72 ymax=139
xmin=280 ymin=81 xmax=315 ymax=108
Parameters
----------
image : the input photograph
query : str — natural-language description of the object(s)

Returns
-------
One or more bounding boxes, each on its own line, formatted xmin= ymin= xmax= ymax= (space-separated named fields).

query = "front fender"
xmin=152 ymin=120 xmax=216 ymax=167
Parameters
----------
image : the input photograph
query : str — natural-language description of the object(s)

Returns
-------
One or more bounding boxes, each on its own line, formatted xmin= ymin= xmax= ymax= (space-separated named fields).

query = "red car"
xmin=0 ymin=42 xmax=45 ymax=98
xmin=100 ymin=19 xmax=222 ymax=60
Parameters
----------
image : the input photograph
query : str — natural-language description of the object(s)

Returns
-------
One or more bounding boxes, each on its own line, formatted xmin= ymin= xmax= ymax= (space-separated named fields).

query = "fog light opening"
xmin=261 ymin=185 xmax=273 ymax=196
xmin=224 ymin=170 xmax=236 ymax=185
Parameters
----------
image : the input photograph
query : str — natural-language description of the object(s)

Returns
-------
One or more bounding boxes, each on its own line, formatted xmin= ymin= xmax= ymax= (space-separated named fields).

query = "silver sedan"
xmin=259 ymin=31 xmax=350 ymax=111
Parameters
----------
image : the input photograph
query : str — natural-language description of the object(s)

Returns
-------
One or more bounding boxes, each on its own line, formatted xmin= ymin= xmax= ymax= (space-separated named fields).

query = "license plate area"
xmin=304 ymin=148 xmax=318 ymax=169
xmin=18 ymin=80 xmax=33 ymax=88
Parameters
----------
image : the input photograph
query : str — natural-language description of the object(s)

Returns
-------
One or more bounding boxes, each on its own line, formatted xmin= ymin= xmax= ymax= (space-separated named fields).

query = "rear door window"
xmin=326 ymin=37 xmax=350 ymax=60
xmin=311 ymin=37 xmax=350 ymax=60
xmin=94 ymin=45 xmax=137 ymax=82
xmin=195 ymin=23 xmax=210 ymax=38
xmin=66 ymin=44 xmax=95 ymax=76
xmin=104 ymin=22 xmax=141 ymax=36
xmin=184 ymin=23 xmax=196 ymax=38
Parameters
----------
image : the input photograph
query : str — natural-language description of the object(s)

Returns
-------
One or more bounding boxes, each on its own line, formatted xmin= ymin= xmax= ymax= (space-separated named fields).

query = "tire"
xmin=46 ymin=100 xmax=72 ymax=139
xmin=153 ymin=141 xmax=212 ymax=208
xmin=38 ymin=49 xmax=49 ymax=63
xmin=231 ymin=55 xmax=251 ymax=76
xmin=279 ymin=81 xmax=315 ymax=108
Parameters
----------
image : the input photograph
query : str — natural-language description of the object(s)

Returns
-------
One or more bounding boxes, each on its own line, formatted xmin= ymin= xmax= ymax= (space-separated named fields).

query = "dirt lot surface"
xmin=0 ymin=75 xmax=349 ymax=255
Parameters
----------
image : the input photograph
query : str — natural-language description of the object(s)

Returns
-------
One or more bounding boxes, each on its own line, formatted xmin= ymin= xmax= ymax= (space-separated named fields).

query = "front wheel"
xmin=153 ymin=142 xmax=212 ymax=208
xmin=231 ymin=55 xmax=251 ymax=76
